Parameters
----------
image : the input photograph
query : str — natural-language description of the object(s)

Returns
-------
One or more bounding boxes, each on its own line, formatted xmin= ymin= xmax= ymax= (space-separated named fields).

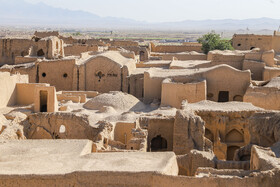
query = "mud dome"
xmin=83 ymin=91 xmax=147 ymax=112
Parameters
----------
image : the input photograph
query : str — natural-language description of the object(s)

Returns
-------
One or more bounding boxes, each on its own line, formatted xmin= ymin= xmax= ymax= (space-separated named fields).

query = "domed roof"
xmin=83 ymin=91 xmax=146 ymax=112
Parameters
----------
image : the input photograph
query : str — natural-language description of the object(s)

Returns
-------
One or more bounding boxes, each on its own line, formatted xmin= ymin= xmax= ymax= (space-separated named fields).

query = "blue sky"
xmin=25 ymin=0 xmax=280 ymax=22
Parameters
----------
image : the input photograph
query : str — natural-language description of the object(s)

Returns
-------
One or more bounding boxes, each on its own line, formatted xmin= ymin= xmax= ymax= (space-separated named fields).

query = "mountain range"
xmin=0 ymin=0 xmax=280 ymax=31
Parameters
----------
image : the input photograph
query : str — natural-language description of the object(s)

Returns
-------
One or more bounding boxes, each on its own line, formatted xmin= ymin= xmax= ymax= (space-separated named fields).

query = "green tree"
xmin=197 ymin=32 xmax=233 ymax=54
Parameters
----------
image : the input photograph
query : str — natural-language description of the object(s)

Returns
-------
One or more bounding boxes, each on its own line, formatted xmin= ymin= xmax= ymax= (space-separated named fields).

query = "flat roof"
xmin=0 ymin=140 xmax=178 ymax=176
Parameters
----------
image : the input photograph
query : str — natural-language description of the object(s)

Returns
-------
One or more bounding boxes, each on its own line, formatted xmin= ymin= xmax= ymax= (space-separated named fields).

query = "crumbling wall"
xmin=173 ymin=110 xmax=205 ymax=155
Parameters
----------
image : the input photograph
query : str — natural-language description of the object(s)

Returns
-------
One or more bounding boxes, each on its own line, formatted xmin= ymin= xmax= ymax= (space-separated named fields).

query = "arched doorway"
xmin=151 ymin=135 xmax=167 ymax=152
xmin=227 ymin=146 xmax=240 ymax=160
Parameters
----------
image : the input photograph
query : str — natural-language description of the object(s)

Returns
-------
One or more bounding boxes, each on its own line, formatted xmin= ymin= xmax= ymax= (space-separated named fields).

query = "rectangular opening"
xmin=40 ymin=90 xmax=48 ymax=112
xmin=218 ymin=91 xmax=229 ymax=102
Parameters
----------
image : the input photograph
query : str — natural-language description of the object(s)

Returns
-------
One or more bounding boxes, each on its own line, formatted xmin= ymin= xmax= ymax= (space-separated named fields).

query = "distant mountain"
xmin=0 ymin=0 xmax=280 ymax=31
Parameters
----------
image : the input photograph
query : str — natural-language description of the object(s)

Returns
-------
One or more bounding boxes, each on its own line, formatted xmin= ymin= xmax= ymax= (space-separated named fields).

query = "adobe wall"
xmin=114 ymin=122 xmax=136 ymax=145
xmin=0 ymin=170 xmax=279 ymax=187
xmin=38 ymin=59 xmax=77 ymax=91
xmin=202 ymin=66 xmax=251 ymax=102
xmin=14 ymin=56 xmax=37 ymax=65
xmin=151 ymin=53 xmax=207 ymax=61
xmin=161 ymin=79 xmax=206 ymax=108
xmin=34 ymin=85 xmax=58 ymax=113
xmin=0 ymin=63 xmax=37 ymax=83
xmin=263 ymin=66 xmax=280 ymax=81
xmin=128 ymin=73 xmax=144 ymax=98
xmin=244 ymin=86 xmax=280 ymax=110
xmin=232 ymin=34 xmax=273 ymax=51
xmin=110 ymin=40 xmax=139 ymax=47
xmin=207 ymin=52 xmax=245 ymax=70
xmin=242 ymin=60 xmax=265 ymax=80
xmin=272 ymin=35 xmax=280 ymax=53
xmin=0 ymin=72 xmax=28 ymax=108
xmin=16 ymin=83 xmax=49 ymax=106
xmin=34 ymin=31 xmax=59 ymax=38
xmin=0 ymin=39 xmax=34 ymax=65
xmin=147 ymin=117 xmax=175 ymax=151
xmin=151 ymin=44 xmax=203 ymax=53
xmin=84 ymin=57 xmax=122 ymax=93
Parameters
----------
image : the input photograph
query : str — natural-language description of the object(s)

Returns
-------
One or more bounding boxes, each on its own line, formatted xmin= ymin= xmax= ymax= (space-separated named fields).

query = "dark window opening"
xmin=140 ymin=51 xmax=145 ymax=61
xmin=37 ymin=49 xmax=45 ymax=57
xmin=42 ymin=72 xmax=46 ymax=77
xmin=250 ymin=47 xmax=255 ymax=50
xmin=237 ymin=44 xmax=241 ymax=47
xmin=40 ymin=90 xmax=48 ymax=112
xmin=63 ymin=73 xmax=68 ymax=78
xmin=218 ymin=91 xmax=229 ymax=102
xmin=151 ymin=135 xmax=167 ymax=152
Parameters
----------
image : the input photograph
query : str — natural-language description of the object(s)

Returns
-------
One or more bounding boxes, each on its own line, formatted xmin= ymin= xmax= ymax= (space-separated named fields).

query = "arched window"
xmin=226 ymin=129 xmax=244 ymax=143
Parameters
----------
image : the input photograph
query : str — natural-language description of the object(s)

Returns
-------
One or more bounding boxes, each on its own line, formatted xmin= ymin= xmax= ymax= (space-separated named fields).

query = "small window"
xmin=42 ymin=73 xmax=46 ymax=77
xmin=250 ymin=47 xmax=255 ymax=50
xmin=63 ymin=73 xmax=68 ymax=78
xmin=237 ymin=44 xmax=241 ymax=47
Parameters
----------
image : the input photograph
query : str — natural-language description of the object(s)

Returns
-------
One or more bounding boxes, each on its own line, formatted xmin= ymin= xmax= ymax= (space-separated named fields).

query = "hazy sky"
xmin=25 ymin=0 xmax=280 ymax=22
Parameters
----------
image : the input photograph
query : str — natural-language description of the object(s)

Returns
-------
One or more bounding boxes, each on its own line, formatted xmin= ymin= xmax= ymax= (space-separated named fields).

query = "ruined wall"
xmin=194 ymin=110 xmax=254 ymax=160
xmin=0 ymin=63 xmax=37 ymax=83
xmin=38 ymin=59 xmax=77 ymax=91
xmin=0 ymin=72 xmax=28 ymax=108
xmin=173 ymin=110 xmax=205 ymax=155
xmin=249 ymin=112 xmax=280 ymax=147
xmin=161 ymin=79 xmax=206 ymax=108
xmin=25 ymin=113 xmax=101 ymax=140
xmin=34 ymin=31 xmax=59 ymax=38
xmin=0 ymin=39 xmax=34 ymax=65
